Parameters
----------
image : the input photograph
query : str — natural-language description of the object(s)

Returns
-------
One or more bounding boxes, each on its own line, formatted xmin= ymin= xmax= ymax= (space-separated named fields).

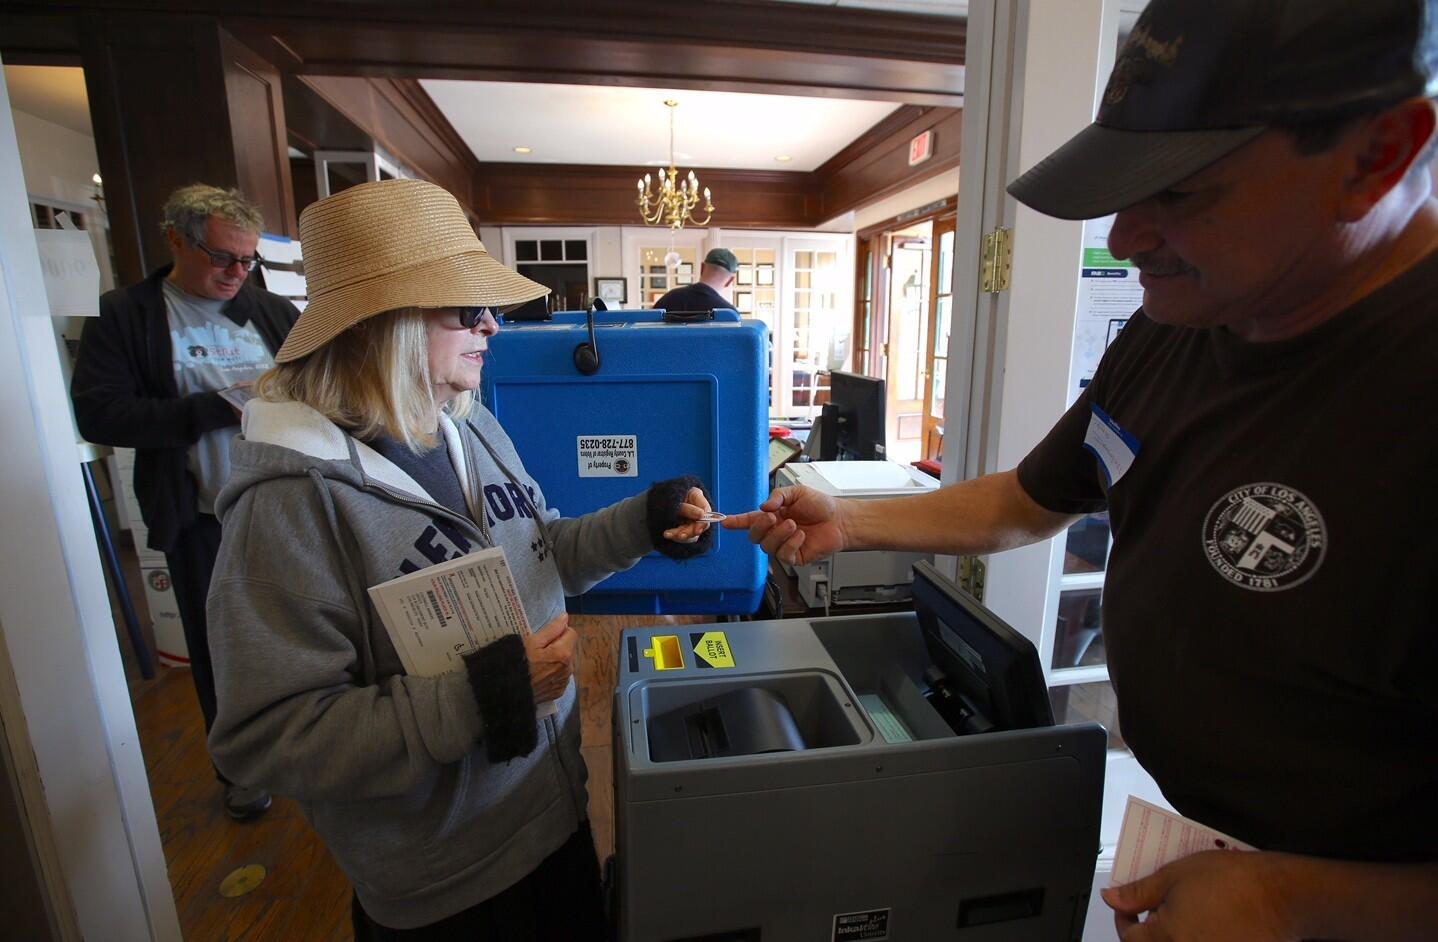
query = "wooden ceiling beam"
xmin=6 ymin=1 xmax=965 ymax=105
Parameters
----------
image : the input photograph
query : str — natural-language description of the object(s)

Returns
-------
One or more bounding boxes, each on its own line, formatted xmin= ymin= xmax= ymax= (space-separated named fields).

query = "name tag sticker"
xmin=1083 ymin=405 xmax=1140 ymax=486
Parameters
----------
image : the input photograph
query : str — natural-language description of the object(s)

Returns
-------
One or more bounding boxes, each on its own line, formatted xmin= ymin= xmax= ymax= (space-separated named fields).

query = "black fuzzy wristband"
xmin=646 ymin=475 xmax=715 ymax=561
xmin=463 ymin=633 xmax=539 ymax=762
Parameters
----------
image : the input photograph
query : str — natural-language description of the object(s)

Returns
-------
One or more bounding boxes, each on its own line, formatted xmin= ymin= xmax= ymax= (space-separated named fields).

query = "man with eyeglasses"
xmin=72 ymin=183 xmax=299 ymax=821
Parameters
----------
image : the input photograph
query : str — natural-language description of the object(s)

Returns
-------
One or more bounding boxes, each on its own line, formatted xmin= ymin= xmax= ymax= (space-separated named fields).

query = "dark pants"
xmin=351 ymin=822 xmax=608 ymax=941
xmin=163 ymin=512 xmax=229 ymax=785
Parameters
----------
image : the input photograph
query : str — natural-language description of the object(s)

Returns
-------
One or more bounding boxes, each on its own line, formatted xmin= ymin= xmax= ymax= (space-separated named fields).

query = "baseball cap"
xmin=1008 ymin=0 xmax=1438 ymax=220
xmin=703 ymin=248 xmax=739 ymax=273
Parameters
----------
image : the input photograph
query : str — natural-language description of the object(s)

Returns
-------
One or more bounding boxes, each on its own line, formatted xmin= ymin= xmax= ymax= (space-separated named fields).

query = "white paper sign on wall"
xmin=33 ymin=228 xmax=100 ymax=317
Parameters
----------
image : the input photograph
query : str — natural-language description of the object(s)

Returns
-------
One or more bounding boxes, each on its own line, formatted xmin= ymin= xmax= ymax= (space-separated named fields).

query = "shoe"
xmin=224 ymin=784 xmax=272 ymax=821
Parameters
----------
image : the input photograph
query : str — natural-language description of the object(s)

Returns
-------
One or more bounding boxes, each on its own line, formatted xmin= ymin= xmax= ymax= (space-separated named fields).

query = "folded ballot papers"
xmin=368 ymin=547 xmax=556 ymax=716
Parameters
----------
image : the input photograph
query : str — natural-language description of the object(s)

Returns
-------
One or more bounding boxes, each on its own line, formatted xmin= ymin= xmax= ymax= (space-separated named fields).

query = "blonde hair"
xmin=256 ymin=307 xmax=472 ymax=452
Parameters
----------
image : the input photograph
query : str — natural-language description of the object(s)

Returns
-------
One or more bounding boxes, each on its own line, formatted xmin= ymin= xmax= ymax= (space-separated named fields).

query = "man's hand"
xmin=722 ymin=485 xmax=847 ymax=566
xmin=1103 ymin=851 xmax=1297 ymax=941
xmin=523 ymin=613 xmax=576 ymax=704
xmin=662 ymin=486 xmax=713 ymax=544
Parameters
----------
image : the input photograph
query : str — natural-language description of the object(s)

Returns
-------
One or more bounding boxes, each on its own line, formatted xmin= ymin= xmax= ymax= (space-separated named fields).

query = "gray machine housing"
xmin=614 ymin=610 xmax=1106 ymax=941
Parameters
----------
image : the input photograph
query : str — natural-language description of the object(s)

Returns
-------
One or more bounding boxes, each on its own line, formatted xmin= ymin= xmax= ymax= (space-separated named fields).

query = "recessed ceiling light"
xmin=774 ymin=155 xmax=793 ymax=163
xmin=513 ymin=146 xmax=532 ymax=155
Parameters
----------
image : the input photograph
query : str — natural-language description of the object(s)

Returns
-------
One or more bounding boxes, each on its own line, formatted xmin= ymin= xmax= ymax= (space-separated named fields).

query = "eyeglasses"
xmin=457 ymin=307 xmax=493 ymax=329
xmin=192 ymin=240 xmax=263 ymax=272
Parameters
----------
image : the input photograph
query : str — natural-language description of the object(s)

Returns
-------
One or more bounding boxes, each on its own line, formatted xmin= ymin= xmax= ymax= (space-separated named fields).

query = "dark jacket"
xmin=71 ymin=265 xmax=299 ymax=553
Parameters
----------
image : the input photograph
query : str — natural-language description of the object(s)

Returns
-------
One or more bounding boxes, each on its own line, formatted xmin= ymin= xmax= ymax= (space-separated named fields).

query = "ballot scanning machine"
xmin=775 ymin=460 xmax=939 ymax=609
xmin=614 ymin=562 xmax=1106 ymax=941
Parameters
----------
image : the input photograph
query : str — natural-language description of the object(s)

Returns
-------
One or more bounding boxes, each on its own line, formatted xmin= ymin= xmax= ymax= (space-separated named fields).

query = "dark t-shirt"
xmin=367 ymin=434 xmax=472 ymax=523
xmin=1018 ymin=252 xmax=1438 ymax=862
xmin=652 ymin=282 xmax=731 ymax=314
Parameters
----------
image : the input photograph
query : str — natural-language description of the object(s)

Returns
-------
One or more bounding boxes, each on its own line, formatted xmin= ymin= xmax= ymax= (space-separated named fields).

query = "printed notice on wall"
xmin=577 ymin=435 xmax=638 ymax=478
xmin=1071 ymin=215 xmax=1144 ymax=403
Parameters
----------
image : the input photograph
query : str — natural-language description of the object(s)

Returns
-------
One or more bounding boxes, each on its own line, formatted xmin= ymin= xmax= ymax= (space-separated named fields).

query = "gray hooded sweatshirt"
xmin=206 ymin=399 xmax=652 ymax=929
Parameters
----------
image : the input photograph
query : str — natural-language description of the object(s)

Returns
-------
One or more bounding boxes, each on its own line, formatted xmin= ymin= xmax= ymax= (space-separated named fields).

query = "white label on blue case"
xmin=1082 ymin=406 xmax=1140 ymax=486
xmin=577 ymin=435 xmax=638 ymax=478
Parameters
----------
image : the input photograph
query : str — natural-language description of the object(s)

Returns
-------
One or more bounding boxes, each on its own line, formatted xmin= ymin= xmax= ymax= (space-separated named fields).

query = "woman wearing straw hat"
xmin=205 ymin=179 xmax=714 ymax=939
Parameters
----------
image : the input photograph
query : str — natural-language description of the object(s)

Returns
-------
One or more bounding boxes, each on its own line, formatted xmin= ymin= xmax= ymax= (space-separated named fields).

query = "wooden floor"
xmin=112 ymin=543 xmax=702 ymax=940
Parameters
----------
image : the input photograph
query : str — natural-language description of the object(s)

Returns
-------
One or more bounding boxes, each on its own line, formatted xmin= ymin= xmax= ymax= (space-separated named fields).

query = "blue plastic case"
xmin=480 ymin=308 xmax=766 ymax=614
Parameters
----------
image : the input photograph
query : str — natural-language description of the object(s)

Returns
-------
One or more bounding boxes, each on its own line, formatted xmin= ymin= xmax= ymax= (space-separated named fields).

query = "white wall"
xmin=12 ymin=109 xmax=102 ymax=212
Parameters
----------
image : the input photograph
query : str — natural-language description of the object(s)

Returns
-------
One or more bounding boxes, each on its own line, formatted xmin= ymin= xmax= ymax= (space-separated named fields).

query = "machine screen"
xmin=910 ymin=560 xmax=1055 ymax=734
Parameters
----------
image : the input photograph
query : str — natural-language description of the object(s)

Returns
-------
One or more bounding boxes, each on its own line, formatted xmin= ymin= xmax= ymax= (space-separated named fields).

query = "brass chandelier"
xmin=637 ymin=100 xmax=715 ymax=230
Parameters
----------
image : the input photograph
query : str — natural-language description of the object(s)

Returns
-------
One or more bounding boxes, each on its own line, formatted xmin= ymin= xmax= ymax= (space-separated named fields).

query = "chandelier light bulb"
xmin=635 ymin=98 xmax=715 ymax=230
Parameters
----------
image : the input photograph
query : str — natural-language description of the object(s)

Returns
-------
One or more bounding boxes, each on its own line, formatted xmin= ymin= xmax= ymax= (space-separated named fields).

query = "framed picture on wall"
xmin=677 ymin=262 xmax=693 ymax=275
xmin=737 ymin=264 xmax=753 ymax=285
xmin=594 ymin=277 xmax=627 ymax=305
xmin=677 ymin=274 xmax=693 ymax=285
xmin=756 ymin=264 xmax=775 ymax=286
xmin=735 ymin=291 xmax=754 ymax=312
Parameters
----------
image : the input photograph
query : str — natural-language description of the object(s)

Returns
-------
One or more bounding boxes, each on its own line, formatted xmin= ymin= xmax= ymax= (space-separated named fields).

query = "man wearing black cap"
xmin=726 ymin=0 xmax=1438 ymax=937
xmin=652 ymin=248 xmax=739 ymax=314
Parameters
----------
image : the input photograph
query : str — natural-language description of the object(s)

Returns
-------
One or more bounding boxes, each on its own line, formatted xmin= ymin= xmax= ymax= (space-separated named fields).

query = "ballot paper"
xmin=1112 ymin=796 xmax=1256 ymax=886
xmin=218 ymin=385 xmax=256 ymax=410
xmin=368 ymin=547 xmax=556 ymax=716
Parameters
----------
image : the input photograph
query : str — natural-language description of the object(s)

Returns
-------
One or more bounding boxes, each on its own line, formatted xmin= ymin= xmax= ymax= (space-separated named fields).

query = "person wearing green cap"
xmin=652 ymin=248 xmax=738 ymax=314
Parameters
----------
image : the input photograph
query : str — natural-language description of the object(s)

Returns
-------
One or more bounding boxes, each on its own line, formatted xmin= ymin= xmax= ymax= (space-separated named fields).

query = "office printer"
xmin=775 ymin=460 xmax=938 ymax=609
xmin=614 ymin=562 xmax=1106 ymax=941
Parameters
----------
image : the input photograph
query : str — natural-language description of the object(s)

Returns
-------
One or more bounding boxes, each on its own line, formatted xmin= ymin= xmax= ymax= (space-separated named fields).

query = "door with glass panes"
xmin=921 ymin=216 xmax=955 ymax=460
xmin=784 ymin=239 xmax=851 ymax=418
xmin=720 ymin=237 xmax=784 ymax=415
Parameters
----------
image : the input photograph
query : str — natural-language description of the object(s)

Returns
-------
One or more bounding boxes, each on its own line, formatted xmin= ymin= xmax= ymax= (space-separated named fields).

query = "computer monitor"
xmin=910 ymin=560 xmax=1054 ymax=735
xmin=823 ymin=370 xmax=886 ymax=461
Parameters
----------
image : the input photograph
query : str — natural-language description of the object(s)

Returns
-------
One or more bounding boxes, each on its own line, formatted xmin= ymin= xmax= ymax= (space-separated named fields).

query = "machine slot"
xmin=956 ymin=888 xmax=1045 ymax=927
xmin=643 ymin=634 xmax=685 ymax=671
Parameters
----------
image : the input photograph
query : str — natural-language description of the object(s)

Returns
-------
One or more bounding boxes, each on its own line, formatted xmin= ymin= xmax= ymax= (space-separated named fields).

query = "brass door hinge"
xmin=979 ymin=226 xmax=1013 ymax=294
xmin=957 ymin=556 xmax=987 ymax=601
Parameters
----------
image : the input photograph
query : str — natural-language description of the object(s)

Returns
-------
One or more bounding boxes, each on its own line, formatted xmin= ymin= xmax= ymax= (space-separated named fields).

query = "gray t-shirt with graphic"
xmin=164 ymin=280 xmax=274 ymax=513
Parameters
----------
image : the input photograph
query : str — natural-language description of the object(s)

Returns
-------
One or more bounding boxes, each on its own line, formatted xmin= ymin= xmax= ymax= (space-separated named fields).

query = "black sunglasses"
xmin=456 ymin=307 xmax=494 ymax=329
xmin=193 ymin=239 xmax=263 ymax=272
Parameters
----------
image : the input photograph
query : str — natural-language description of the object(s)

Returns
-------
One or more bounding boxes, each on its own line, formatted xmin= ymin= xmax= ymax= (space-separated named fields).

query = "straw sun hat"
xmin=275 ymin=179 xmax=549 ymax=362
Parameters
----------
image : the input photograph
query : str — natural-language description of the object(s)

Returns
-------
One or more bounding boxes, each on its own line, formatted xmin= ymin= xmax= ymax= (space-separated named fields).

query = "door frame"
xmin=0 ymin=61 xmax=181 ymax=941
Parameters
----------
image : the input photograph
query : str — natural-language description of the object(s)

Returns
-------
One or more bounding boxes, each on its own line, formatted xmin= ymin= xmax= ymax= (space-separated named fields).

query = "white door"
xmin=781 ymin=235 xmax=852 ymax=418
xmin=712 ymin=232 xmax=785 ymax=414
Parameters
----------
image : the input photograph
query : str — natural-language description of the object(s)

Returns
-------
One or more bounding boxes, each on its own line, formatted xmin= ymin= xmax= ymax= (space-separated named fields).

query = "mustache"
xmin=1130 ymin=251 xmax=1195 ymax=276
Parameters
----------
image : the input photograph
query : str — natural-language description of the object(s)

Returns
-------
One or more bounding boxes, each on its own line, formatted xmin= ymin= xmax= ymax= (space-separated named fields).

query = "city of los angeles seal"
xmin=1202 ymin=483 xmax=1326 ymax=592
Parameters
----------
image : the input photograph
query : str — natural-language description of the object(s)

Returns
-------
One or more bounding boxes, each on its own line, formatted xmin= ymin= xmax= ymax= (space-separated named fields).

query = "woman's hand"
xmin=662 ymin=486 xmax=714 ymax=544
xmin=524 ymin=613 xmax=576 ymax=704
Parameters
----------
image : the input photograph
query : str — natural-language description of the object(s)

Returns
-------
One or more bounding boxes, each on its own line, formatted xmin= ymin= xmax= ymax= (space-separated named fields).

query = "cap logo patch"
xmin=1104 ymin=24 xmax=1184 ymax=107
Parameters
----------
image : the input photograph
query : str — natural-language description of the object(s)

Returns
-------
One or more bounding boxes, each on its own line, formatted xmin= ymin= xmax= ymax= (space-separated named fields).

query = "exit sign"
xmin=908 ymin=129 xmax=934 ymax=166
